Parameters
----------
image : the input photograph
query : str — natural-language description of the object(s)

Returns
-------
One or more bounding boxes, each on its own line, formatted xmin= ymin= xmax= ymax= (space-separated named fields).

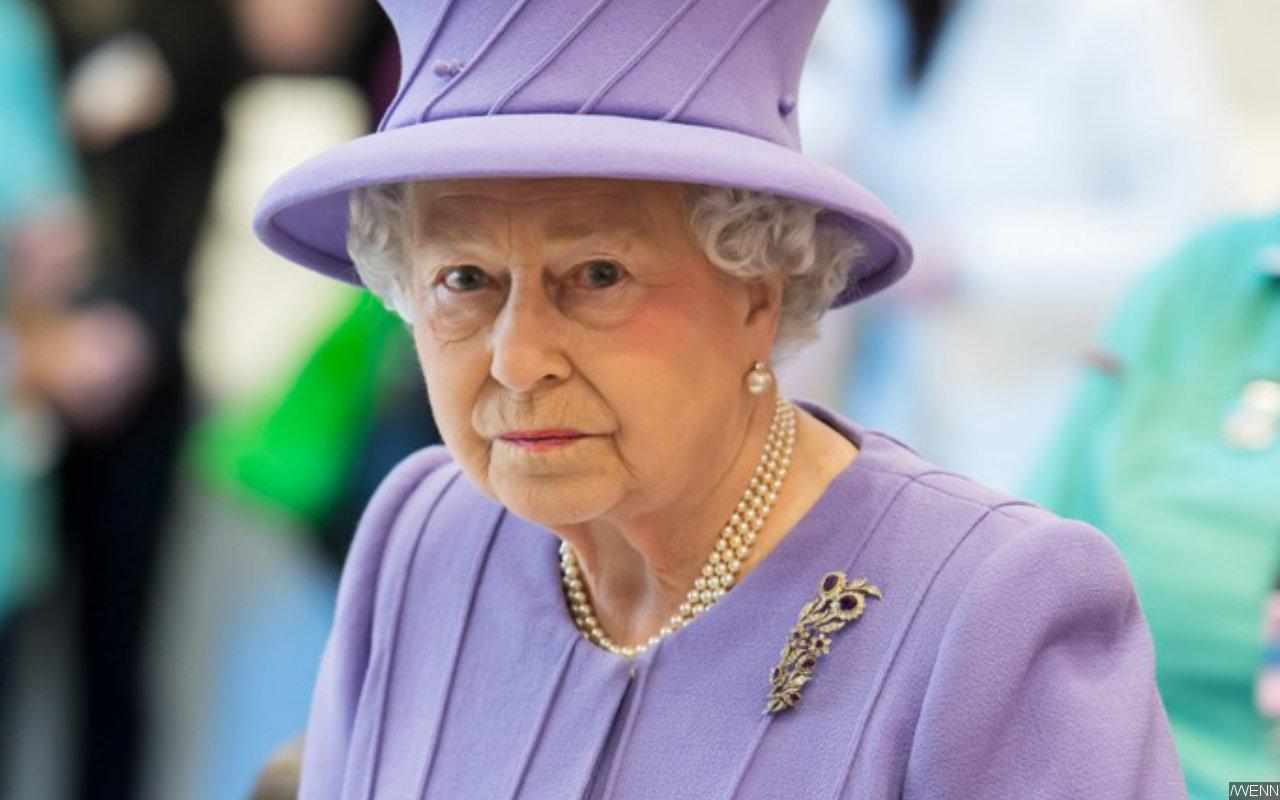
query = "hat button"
xmin=777 ymin=94 xmax=797 ymax=117
xmin=432 ymin=59 xmax=465 ymax=78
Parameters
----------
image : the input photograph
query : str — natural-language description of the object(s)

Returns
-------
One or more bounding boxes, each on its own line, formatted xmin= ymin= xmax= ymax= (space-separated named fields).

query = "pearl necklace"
xmin=559 ymin=395 xmax=797 ymax=658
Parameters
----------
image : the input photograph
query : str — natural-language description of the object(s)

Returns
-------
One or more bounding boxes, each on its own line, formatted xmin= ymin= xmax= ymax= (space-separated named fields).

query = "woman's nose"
xmin=487 ymin=284 xmax=572 ymax=394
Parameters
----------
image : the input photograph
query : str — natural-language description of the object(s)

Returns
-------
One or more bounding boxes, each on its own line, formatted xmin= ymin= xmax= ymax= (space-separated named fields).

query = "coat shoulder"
xmin=848 ymin=445 xmax=1183 ymax=798
xmin=345 ymin=445 xmax=465 ymax=585
xmin=848 ymin=429 xmax=1134 ymax=621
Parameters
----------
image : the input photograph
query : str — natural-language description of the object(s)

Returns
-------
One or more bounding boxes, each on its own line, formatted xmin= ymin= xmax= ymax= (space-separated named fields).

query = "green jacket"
xmin=1029 ymin=213 xmax=1280 ymax=797
xmin=190 ymin=292 xmax=410 ymax=526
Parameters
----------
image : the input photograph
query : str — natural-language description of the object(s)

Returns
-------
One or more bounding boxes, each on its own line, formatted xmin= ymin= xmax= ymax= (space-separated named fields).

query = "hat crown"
xmin=377 ymin=0 xmax=830 ymax=150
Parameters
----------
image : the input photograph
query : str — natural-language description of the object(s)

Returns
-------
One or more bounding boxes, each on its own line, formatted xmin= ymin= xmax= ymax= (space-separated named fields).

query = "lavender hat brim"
xmin=253 ymin=113 xmax=912 ymax=308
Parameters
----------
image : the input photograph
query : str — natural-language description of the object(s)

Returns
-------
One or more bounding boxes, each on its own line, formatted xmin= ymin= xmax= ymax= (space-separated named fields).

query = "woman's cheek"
xmin=414 ymin=333 xmax=480 ymax=446
xmin=613 ymin=288 xmax=703 ymax=362
xmin=422 ymin=287 xmax=501 ymax=341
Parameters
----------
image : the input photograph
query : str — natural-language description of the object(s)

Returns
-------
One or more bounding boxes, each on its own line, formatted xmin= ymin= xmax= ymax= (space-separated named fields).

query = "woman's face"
xmin=406 ymin=177 xmax=781 ymax=528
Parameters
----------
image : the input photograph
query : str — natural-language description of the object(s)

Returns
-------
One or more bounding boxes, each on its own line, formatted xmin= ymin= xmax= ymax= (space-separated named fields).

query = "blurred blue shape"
xmin=202 ymin=567 xmax=335 ymax=800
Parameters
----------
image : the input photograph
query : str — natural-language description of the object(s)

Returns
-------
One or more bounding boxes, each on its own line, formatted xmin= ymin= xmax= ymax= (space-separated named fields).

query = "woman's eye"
xmin=578 ymin=260 xmax=624 ymax=289
xmin=439 ymin=265 xmax=490 ymax=292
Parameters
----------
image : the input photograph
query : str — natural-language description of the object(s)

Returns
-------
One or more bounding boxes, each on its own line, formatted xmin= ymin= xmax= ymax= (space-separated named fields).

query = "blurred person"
xmin=0 ymin=3 xmax=94 ymax=799
xmin=0 ymin=0 xmax=87 ymax=759
xmin=1029 ymin=212 xmax=1280 ymax=796
xmin=793 ymin=0 xmax=1221 ymax=490
xmin=0 ymin=0 xmax=84 ymax=619
xmin=252 ymin=1 xmax=1183 ymax=796
xmin=193 ymin=9 xmax=430 ymax=569
xmin=27 ymin=0 xmax=386 ymax=794
xmin=25 ymin=1 xmax=244 ymax=796
xmin=185 ymin=14 xmax=439 ymax=794
xmin=32 ymin=0 xmax=389 ymax=792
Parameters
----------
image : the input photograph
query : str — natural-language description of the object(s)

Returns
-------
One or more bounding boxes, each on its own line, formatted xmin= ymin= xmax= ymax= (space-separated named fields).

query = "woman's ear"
xmin=743 ymin=273 xmax=784 ymax=338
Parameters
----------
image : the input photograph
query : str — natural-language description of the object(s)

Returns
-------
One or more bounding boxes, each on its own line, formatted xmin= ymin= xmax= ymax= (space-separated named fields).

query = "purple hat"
xmin=253 ymin=0 xmax=913 ymax=307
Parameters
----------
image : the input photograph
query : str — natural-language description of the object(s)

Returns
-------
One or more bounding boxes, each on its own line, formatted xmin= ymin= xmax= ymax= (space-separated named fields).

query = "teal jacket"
xmin=0 ymin=0 xmax=80 ymax=224
xmin=1029 ymin=213 xmax=1280 ymax=797
xmin=0 ymin=0 xmax=81 ymax=621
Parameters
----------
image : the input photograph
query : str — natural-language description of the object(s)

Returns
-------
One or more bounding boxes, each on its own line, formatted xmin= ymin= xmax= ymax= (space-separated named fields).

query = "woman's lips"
xmin=499 ymin=430 xmax=588 ymax=451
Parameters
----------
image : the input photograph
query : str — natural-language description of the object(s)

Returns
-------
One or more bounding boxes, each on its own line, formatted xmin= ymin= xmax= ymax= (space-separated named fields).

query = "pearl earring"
xmin=746 ymin=361 xmax=774 ymax=395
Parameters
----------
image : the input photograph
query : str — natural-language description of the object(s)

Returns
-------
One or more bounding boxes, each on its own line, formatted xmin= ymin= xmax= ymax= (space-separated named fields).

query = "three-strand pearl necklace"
xmin=559 ymin=394 xmax=797 ymax=658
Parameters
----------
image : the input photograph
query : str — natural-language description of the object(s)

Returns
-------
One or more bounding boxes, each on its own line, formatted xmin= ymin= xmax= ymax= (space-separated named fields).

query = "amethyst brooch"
xmin=765 ymin=571 xmax=881 ymax=715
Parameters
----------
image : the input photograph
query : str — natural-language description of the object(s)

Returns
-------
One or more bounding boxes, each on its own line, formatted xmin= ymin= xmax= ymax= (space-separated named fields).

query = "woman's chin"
xmin=492 ymin=475 xmax=621 ymax=528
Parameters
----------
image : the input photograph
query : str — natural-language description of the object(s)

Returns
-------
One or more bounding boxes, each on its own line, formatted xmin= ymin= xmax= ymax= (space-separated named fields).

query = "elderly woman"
xmin=253 ymin=0 xmax=1185 ymax=797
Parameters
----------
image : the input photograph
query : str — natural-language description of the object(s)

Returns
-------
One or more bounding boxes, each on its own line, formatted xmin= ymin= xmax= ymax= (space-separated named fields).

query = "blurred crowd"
xmin=0 ymin=0 xmax=1277 ymax=798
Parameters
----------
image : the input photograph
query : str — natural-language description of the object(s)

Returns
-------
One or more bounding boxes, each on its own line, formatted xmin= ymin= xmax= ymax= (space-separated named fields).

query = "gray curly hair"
xmin=346 ymin=181 xmax=865 ymax=358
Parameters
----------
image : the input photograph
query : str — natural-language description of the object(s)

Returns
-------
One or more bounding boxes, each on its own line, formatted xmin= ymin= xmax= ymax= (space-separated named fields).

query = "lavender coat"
xmin=298 ymin=399 xmax=1186 ymax=799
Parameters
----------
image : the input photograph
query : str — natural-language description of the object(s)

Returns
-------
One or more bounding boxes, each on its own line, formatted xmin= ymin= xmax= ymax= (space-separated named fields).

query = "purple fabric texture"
xmin=252 ymin=0 xmax=913 ymax=308
xmin=298 ymin=399 xmax=1186 ymax=799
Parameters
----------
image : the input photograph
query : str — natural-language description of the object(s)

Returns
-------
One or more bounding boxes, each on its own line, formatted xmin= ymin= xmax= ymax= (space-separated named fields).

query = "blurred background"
xmin=0 ymin=0 xmax=1277 ymax=798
